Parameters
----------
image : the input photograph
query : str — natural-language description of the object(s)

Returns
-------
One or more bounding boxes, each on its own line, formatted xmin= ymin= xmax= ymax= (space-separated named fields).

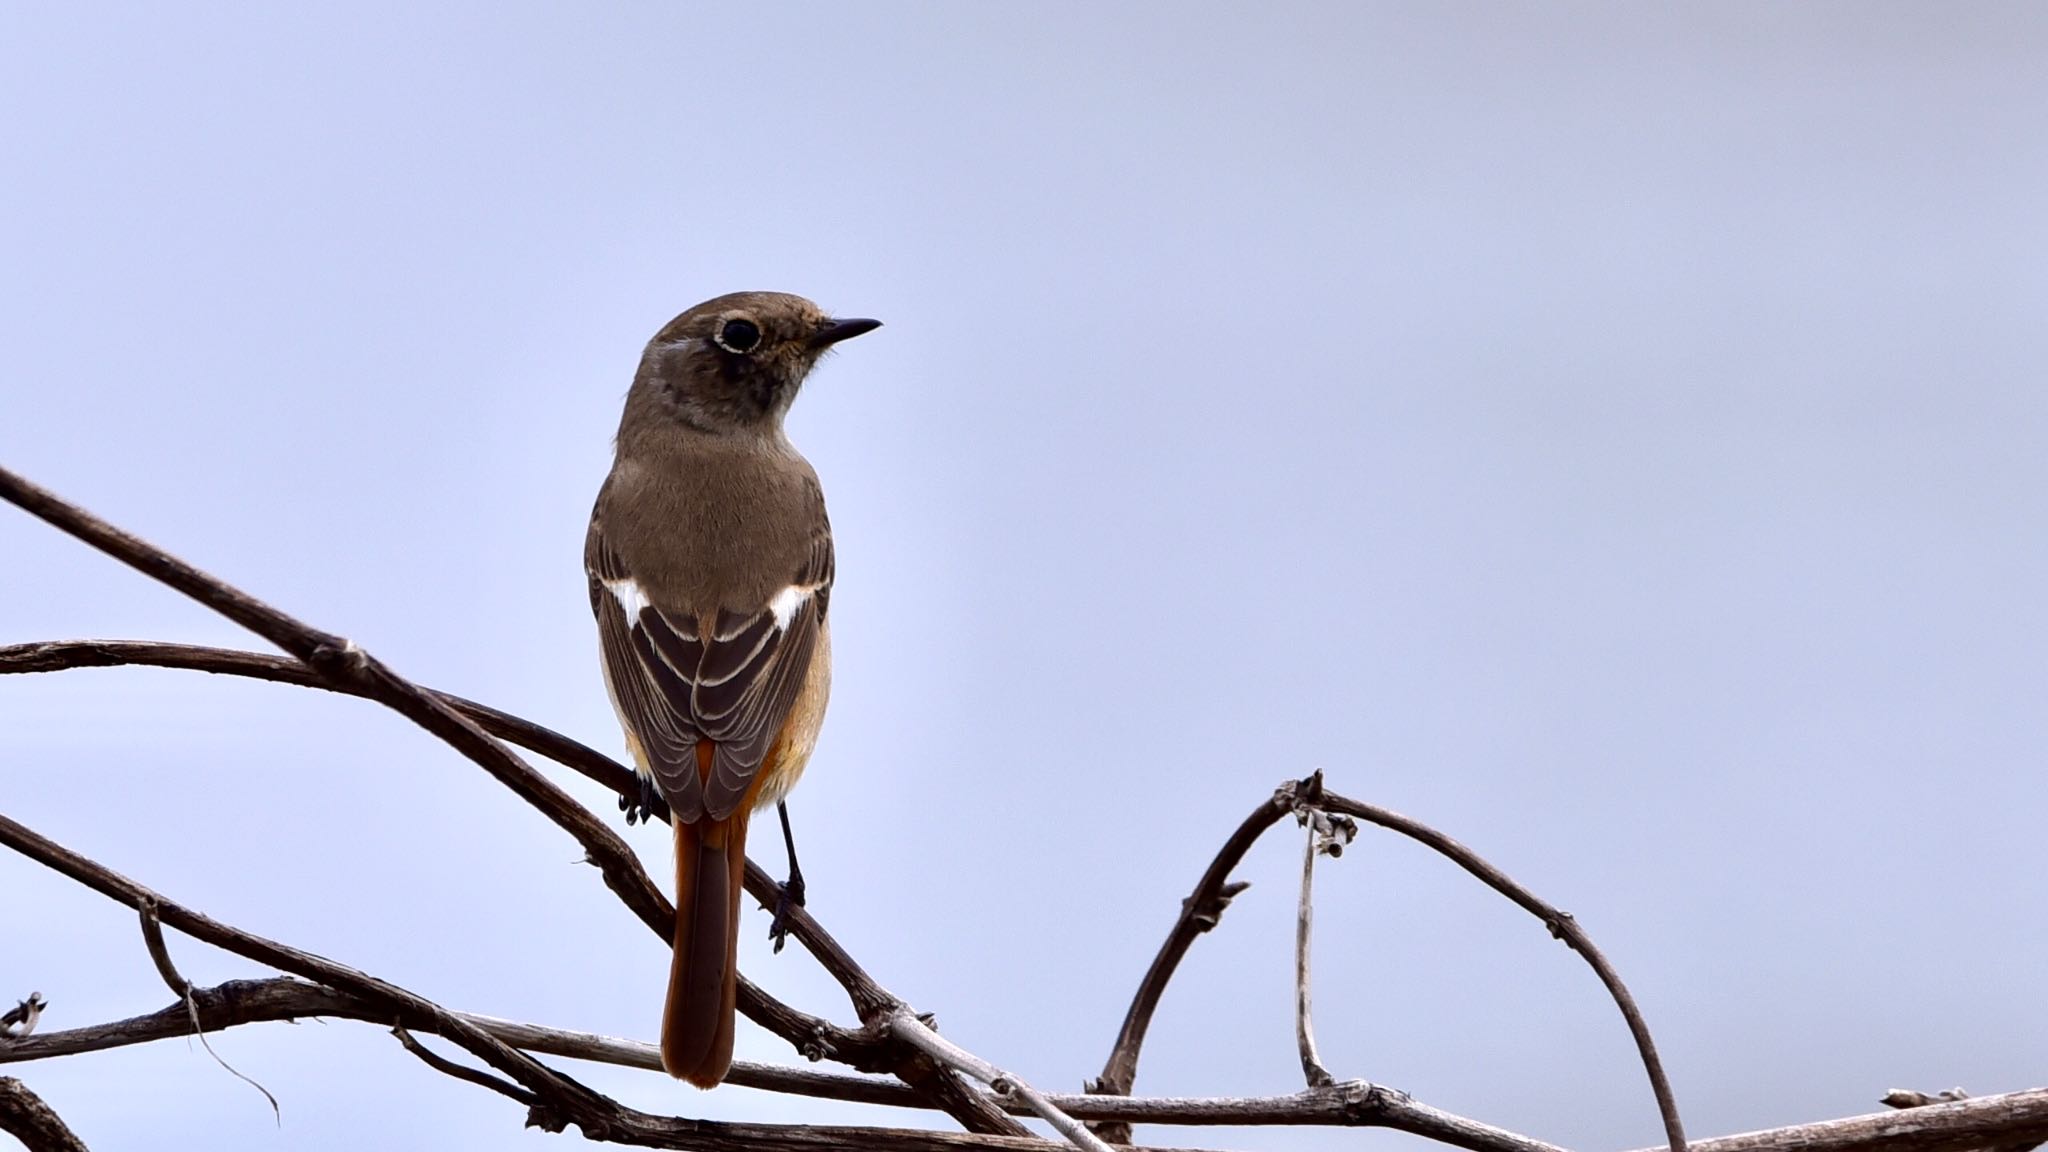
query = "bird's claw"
xmin=619 ymin=778 xmax=669 ymax=826
xmin=767 ymin=874 xmax=807 ymax=953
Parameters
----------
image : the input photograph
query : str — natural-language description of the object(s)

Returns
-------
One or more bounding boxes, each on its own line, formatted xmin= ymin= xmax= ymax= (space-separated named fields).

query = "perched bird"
xmin=586 ymin=292 xmax=879 ymax=1086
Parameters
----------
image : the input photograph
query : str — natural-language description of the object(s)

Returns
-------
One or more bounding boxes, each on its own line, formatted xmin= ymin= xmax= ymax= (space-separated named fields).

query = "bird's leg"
xmin=618 ymin=774 xmax=670 ymax=826
xmin=768 ymin=799 xmax=806 ymax=953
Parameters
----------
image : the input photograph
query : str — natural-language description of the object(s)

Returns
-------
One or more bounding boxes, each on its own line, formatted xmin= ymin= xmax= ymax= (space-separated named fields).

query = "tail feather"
xmin=662 ymin=812 xmax=749 ymax=1086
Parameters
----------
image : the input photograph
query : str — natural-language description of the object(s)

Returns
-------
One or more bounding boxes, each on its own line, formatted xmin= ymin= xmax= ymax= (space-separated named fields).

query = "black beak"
xmin=810 ymin=317 xmax=882 ymax=349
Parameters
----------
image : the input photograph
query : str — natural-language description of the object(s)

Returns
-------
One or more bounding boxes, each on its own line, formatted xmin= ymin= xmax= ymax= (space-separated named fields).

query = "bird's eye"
xmin=714 ymin=318 xmax=762 ymax=354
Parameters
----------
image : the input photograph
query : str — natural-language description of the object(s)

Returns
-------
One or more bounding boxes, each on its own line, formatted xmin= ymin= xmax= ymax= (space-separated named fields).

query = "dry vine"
xmin=1 ymin=461 xmax=2042 ymax=1152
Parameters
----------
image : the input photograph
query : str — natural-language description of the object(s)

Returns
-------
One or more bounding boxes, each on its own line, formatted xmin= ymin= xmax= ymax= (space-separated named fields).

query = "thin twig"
xmin=137 ymin=900 xmax=280 ymax=1122
xmin=1317 ymin=788 xmax=1687 ymax=1152
xmin=0 ymin=640 xmax=894 ymax=1042
xmin=1087 ymin=778 xmax=1294 ymax=1139
xmin=1291 ymin=796 xmax=1353 ymax=1089
xmin=0 ymin=976 xmax=1568 ymax=1152
xmin=0 ymin=473 xmax=672 ymax=959
xmin=0 ymin=1077 xmax=91 ymax=1152
xmin=1 ymin=810 xmax=1066 ymax=1150
xmin=5 ymin=728 xmax=2033 ymax=1152
xmin=1093 ymin=772 xmax=1685 ymax=1152
xmin=392 ymin=1026 xmax=540 ymax=1107
xmin=0 ymin=977 xmax=910 ymax=1106
xmin=0 ymin=808 xmax=612 ymax=1133
xmin=0 ymin=467 xmax=1014 ymax=1134
xmin=888 ymin=1010 xmax=1114 ymax=1152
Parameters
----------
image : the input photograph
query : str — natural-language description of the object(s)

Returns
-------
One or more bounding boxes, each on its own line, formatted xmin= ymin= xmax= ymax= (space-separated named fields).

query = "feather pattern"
xmin=588 ymin=520 xmax=832 ymax=822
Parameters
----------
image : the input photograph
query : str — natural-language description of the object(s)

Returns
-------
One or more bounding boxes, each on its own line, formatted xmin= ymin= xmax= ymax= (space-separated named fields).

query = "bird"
xmin=585 ymin=291 xmax=879 ymax=1086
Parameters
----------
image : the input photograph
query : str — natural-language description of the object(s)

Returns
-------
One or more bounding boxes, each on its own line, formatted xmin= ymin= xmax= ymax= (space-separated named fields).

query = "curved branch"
xmin=393 ymin=1025 xmax=541 ymax=1107
xmin=0 ymin=1077 xmax=90 ymax=1152
xmin=1090 ymin=773 xmax=1686 ymax=1152
xmin=1087 ymin=777 xmax=1296 ymax=1130
xmin=888 ymin=1010 xmax=1112 ymax=1152
xmin=0 ymin=977 xmax=1567 ymax=1152
xmin=0 ymin=465 xmax=1017 ymax=1134
xmin=0 ymin=628 xmax=1687 ymax=1150
xmin=0 ymin=470 xmax=671 ymax=970
xmin=1319 ymin=788 xmax=1686 ymax=1152
xmin=0 ymin=638 xmax=1007 ymax=1126
xmin=12 ymin=975 xmax=2047 ymax=1152
xmin=0 ymin=467 xmax=1690 ymax=1152
xmin=0 ymin=639 xmax=892 ymax=1063
xmin=0 ymin=810 xmax=613 ymax=1127
xmin=0 ymin=814 xmax=1219 ymax=1151
xmin=0 ymin=978 xmax=913 ymax=1107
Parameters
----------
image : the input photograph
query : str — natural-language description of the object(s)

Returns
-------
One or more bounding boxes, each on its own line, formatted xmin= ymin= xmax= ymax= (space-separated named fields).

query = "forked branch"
xmin=6 ymin=461 xmax=2034 ymax=1152
xmin=1090 ymin=770 xmax=1686 ymax=1152
xmin=0 ymin=465 xmax=1013 ymax=1136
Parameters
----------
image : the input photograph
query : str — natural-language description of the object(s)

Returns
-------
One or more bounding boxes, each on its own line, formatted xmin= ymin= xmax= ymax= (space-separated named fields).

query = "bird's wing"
xmin=587 ymin=519 xmax=832 ymax=823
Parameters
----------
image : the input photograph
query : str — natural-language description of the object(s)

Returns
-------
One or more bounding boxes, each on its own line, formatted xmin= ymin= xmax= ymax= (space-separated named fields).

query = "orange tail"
xmin=663 ymin=810 xmax=749 ymax=1086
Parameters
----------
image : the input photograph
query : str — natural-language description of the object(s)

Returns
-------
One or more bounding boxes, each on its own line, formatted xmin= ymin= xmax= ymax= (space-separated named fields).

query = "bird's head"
xmin=635 ymin=291 xmax=881 ymax=433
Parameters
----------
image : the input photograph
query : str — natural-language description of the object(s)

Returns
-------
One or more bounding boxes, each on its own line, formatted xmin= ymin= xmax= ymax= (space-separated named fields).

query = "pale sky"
xmin=4 ymin=5 xmax=2046 ymax=1151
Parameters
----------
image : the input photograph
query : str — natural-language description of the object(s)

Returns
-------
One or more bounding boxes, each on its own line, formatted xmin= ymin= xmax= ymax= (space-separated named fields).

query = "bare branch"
xmin=1090 ymin=772 xmax=1684 ymax=1152
xmin=2 ymin=807 xmax=1056 ymax=1148
xmin=14 ymin=803 xmax=2035 ymax=1152
xmin=1088 ymin=777 xmax=1295 ymax=1134
xmin=0 ymin=977 xmax=909 ymax=1106
xmin=137 ymin=899 xmax=280 ymax=1121
xmin=0 ymin=1077 xmax=90 ymax=1152
xmin=0 ymin=639 xmax=640 ymax=799
xmin=0 ymin=469 xmax=672 ymax=968
xmin=0 ymin=808 xmax=616 ymax=1132
xmin=1316 ymin=787 xmax=1686 ymax=1152
xmin=0 ymin=471 xmax=1005 ymax=1121
xmin=0 ymin=641 xmax=993 ymax=1087
xmin=0 ymin=461 xmax=1011 ymax=1134
xmin=3 ymin=468 xmax=2025 ymax=1152
xmin=0 ymin=974 xmax=1574 ymax=1151
xmin=1882 ymin=1089 xmax=2046 ymax=1152
xmin=1291 ymin=803 xmax=1352 ymax=1089
xmin=1639 ymin=1088 xmax=2048 ymax=1152
xmin=392 ymin=1026 xmax=540 ymax=1108
xmin=888 ymin=1010 xmax=1113 ymax=1152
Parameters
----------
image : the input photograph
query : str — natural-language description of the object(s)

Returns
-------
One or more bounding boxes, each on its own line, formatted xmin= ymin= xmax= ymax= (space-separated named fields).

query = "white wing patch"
xmin=769 ymin=584 xmax=810 ymax=630
xmin=606 ymin=577 xmax=650 ymax=621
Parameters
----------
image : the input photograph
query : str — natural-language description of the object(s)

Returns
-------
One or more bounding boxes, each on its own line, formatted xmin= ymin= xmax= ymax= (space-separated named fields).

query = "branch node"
xmin=304 ymin=637 xmax=368 ymax=682
xmin=1884 ymin=1087 xmax=1973 ymax=1108
xmin=523 ymin=1104 xmax=572 ymax=1134
xmin=1290 ymin=769 xmax=1327 ymax=809
xmin=392 ymin=1024 xmax=539 ymax=1109
xmin=797 ymin=1024 xmax=835 ymax=1062
xmin=1183 ymin=879 xmax=1251 ymax=933
xmin=1337 ymin=1078 xmax=1410 ymax=1121
xmin=137 ymin=900 xmax=281 ymax=1123
xmin=1543 ymin=911 xmax=1576 ymax=942
xmin=138 ymin=899 xmax=192 ymax=996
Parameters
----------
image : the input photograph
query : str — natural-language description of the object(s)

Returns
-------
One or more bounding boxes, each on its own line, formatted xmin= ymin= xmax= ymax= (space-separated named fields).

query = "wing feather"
xmin=587 ymin=518 xmax=832 ymax=823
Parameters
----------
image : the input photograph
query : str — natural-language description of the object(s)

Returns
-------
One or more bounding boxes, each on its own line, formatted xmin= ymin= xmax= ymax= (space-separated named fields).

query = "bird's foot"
xmin=768 ymin=873 xmax=807 ymax=953
xmin=618 ymin=777 xmax=669 ymax=826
